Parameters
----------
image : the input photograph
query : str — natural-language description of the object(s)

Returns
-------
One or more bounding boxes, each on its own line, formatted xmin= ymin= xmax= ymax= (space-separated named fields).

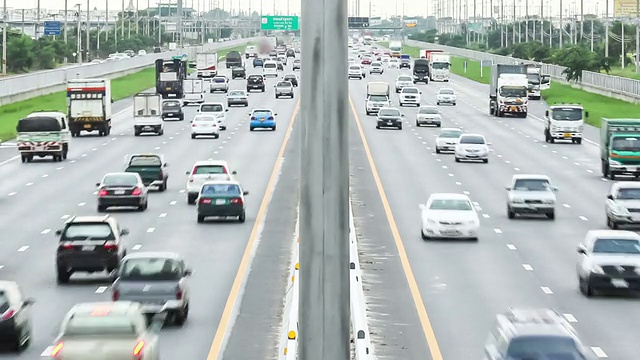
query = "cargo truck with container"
xmin=17 ymin=111 xmax=70 ymax=163
xmin=182 ymin=79 xmax=205 ymax=105
xmin=389 ymin=40 xmax=402 ymax=58
xmin=489 ymin=64 xmax=528 ymax=118
xmin=600 ymin=118 xmax=640 ymax=179
xmin=365 ymin=82 xmax=391 ymax=115
xmin=419 ymin=49 xmax=443 ymax=59
xmin=133 ymin=93 xmax=164 ymax=136
xmin=155 ymin=58 xmax=187 ymax=99
xmin=543 ymin=104 xmax=588 ymax=144
xmin=66 ymin=78 xmax=112 ymax=137
xmin=196 ymin=52 xmax=218 ymax=78
xmin=429 ymin=53 xmax=451 ymax=82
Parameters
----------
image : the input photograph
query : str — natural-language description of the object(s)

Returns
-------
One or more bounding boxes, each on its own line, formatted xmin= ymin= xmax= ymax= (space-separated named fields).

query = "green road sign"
xmin=261 ymin=16 xmax=299 ymax=31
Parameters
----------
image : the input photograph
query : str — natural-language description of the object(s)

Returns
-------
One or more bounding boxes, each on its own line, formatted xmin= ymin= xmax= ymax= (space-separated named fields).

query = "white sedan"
xmin=436 ymin=88 xmax=457 ymax=105
xmin=419 ymin=193 xmax=480 ymax=241
xmin=191 ymin=114 xmax=220 ymax=139
xmin=388 ymin=58 xmax=400 ymax=68
xmin=416 ymin=106 xmax=442 ymax=127
xmin=435 ymin=128 xmax=463 ymax=153
xmin=455 ymin=134 xmax=490 ymax=163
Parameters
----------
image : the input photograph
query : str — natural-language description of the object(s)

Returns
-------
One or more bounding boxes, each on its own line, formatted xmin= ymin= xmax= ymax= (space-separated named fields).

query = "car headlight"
xmin=609 ymin=159 xmax=621 ymax=165
xmin=612 ymin=206 xmax=630 ymax=216
xmin=511 ymin=198 xmax=524 ymax=203
xmin=590 ymin=265 xmax=605 ymax=275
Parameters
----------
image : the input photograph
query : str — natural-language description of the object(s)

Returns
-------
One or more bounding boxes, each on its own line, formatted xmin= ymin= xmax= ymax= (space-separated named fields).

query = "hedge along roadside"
xmin=377 ymin=42 xmax=639 ymax=128
xmin=0 ymin=42 xmax=257 ymax=141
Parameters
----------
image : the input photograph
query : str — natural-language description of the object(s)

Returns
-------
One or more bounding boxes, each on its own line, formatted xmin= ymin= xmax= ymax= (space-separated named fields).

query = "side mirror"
xmin=232 ymin=170 xmax=237 ymax=175
xmin=577 ymin=245 xmax=587 ymax=255
xmin=22 ymin=297 xmax=35 ymax=307
xmin=505 ymin=187 xmax=511 ymax=191
xmin=185 ymin=170 xmax=191 ymax=175
xmin=553 ymin=186 xmax=559 ymax=192
xmin=401 ymin=114 xmax=405 ymax=117
xmin=243 ymin=190 xmax=249 ymax=195
xmin=184 ymin=268 xmax=193 ymax=276
xmin=96 ymin=182 xmax=101 ymax=187
xmin=196 ymin=109 xmax=200 ymax=112
xmin=55 ymin=229 xmax=63 ymax=236
xmin=225 ymin=109 xmax=229 ymax=112
xmin=545 ymin=110 xmax=549 ymax=117
xmin=274 ymin=113 xmax=278 ymax=115
xmin=606 ymin=194 xmax=614 ymax=200
xmin=163 ymin=163 xmax=168 ymax=167
xmin=120 ymin=229 xmax=130 ymax=236
xmin=585 ymin=111 xmax=589 ymax=118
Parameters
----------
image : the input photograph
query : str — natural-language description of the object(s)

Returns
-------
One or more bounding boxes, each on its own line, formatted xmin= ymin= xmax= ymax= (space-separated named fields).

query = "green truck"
xmin=601 ymin=118 xmax=640 ymax=179
xmin=16 ymin=111 xmax=71 ymax=163
xmin=124 ymin=154 xmax=168 ymax=191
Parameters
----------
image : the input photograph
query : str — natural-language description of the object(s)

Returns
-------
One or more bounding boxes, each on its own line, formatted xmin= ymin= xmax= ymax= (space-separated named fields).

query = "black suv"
xmin=55 ymin=215 xmax=129 ymax=284
xmin=246 ymin=75 xmax=266 ymax=92
xmin=232 ymin=67 xmax=246 ymax=79
xmin=400 ymin=59 xmax=411 ymax=69
xmin=161 ymin=99 xmax=184 ymax=121
xmin=286 ymin=49 xmax=295 ymax=58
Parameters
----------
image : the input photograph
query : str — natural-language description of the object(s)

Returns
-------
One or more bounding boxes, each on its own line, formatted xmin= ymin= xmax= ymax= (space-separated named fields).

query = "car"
xmin=348 ymin=64 xmax=366 ymax=79
xmin=283 ymin=73 xmax=298 ymax=87
xmin=253 ymin=58 xmax=264 ymax=67
xmin=197 ymin=102 xmax=228 ymax=130
xmin=369 ymin=62 xmax=384 ymax=74
xmin=227 ymin=90 xmax=249 ymax=107
xmin=185 ymin=160 xmax=237 ymax=204
xmin=124 ymin=154 xmax=168 ymax=191
xmin=605 ymin=182 xmax=640 ymax=229
xmin=275 ymin=81 xmax=294 ymax=99
xmin=231 ymin=66 xmax=246 ymax=79
xmin=577 ymin=230 xmax=640 ymax=296
xmin=436 ymin=88 xmax=457 ymax=105
xmin=399 ymin=86 xmax=421 ymax=107
xmin=277 ymin=54 xmax=287 ymax=65
xmin=416 ymin=106 xmax=442 ymax=127
xmin=484 ymin=308 xmax=588 ymax=360
xmin=249 ymin=109 xmax=277 ymax=131
xmin=276 ymin=61 xmax=285 ymax=71
xmin=209 ymin=76 xmax=229 ymax=93
xmin=361 ymin=57 xmax=372 ymax=65
xmin=111 ymin=252 xmax=192 ymax=325
xmin=96 ymin=172 xmax=148 ymax=212
xmin=388 ymin=58 xmax=400 ymax=68
xmin=48 ymin=301 xmax=161 ymax=359
xmin=55 ymin=215 xmax=129 ymax=284
xmin=394 ymin=75 xmax=413 ymax=92
xmin=454 ymin=134 xmax=490 ymax=163
xmin=196 ymin=180 xmax=249 ymax=223
xmin=381 ymin=55 xmax=390 ymax=63
xmin=506 ymin=174 xmax=557 ymax=219
xmin=419 ymin=193 xmax=480 ymax=240
xmin=292 ymin=59 xmax=301 ymax=70
xmin=161 ymin=99 xmax=184 ymax=121
xmin=399 ymin=59 xmax=411 ymax=69
xmin=435 ymin=128 xmax=463 ymax=153
xmin=263 ymin=60 xmax=278 ymax=77
xmin=375 ymin=107 xmax=403 ymax=130
xmin=190 ymin=114 xmax=220 ymax=139
xmin=246 ymin=74 xmax=266 ymax=92
xmin=0 ymin=281 xmax=34 ymax=352
xmin=286 ymin=49 xmax=296 ymax=58
xmin=365 ymin=94 xmax=391 ymax=115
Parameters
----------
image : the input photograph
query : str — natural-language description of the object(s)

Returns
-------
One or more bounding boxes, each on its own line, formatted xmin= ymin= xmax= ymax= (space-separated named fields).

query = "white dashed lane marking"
xmin=40 ymin=229 xmax=51 ymax=235
xmin=159 ymin=213 xmax=167 ymax=218
xmin=17 ymin=246 xmax=29 ymax=252
xmin=8 ymin=192 xmax=16 ymax=196
xmin=132 ymin=244 xmax=142 ymax=250
xmin=563 ymin=204 xmax=571 ymax=208
xmin=540 ymin=286 xmax=553 ymax=294
xmin=579 ymin=216 xmax=588 ymax=221
xmin=170 ymin=201 xmax=177 ymax=205
xmin=147 ymin=228 xmax=155 ymax=233
xmin=42 ymin=174 xmax=48 ymax=178
xmin=61 ymin=215 xmax=70 ymax=219
xmin=95 ymin=286 xmax=108 ymax=294
xmin=506 ymin=244 xmax=517 ymax=250
xmin=26 ymin=182 xmax=33 ymax=187
xmin=482 ymin=214 xmax=490 ymax=218
xmin=522 ymin=264 xmax=533 ymax=271
xmin=591 ymin=347 xmax=608 ymax=358
xmin=493 ymin=229 xmax=502 ymax=234
xmin=563 ymin=313 xmax=577 ymax=323
xmin=78 ymin=202 xmax=86 ymax=207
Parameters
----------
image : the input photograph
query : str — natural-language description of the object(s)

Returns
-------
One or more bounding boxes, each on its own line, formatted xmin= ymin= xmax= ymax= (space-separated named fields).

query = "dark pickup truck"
xmin=124 ymin=154 xmax=168 ymax=191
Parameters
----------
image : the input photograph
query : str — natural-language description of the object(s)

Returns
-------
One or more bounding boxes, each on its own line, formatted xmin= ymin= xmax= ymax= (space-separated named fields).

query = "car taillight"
xmin=51 ymin=342 xmax=64 ymax=356
xmin=60 ymin=242 xmax=74 ymax=250
xmin=222 ymin=167 xmax=228 ymax=174
xmin=1 ymin=309 xmax=15 ymax=320
xmin=133 ymin=340 xmax=145 ymax=357
xmin=251 ymin=116 xmax=256 ymax=120
xmin=200 ymin=198 xmax=212 ymax=204
xmin=131 ymin=187 xmax=142 ymax=196
xmin=112 ymin=290 xmax=119 ymax=301
xmin=230 ymin=197 xmax=243 ymax=205
xmin=104 ymin=240 xmax=118 ymax=250
xmin=267 ymin=116 xmax=274 ymax=120
xmin=98 ymin=189 xmax=108 ymax=196
xmin=176 ymin=288 xmax=183 ymax=300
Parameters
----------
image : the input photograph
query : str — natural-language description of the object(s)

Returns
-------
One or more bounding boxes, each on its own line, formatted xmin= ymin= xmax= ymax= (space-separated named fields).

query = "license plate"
xmin=82 ymin=245 xmax=95 ymax=251
xmin=144 ymin=126 xmax=153 ymax=130
xmin=441 ymin=230 xmax=460 ymax=235
xmin=628 ymin=166 xmax=637 ymax=172
xmin=563 ymin=133 xmax=571 ymax=138
xmin=611 ymin=279 xmax=629 ymax=288
xmin=114 ymin=190 xmax=125 ymax=195
xmin=387 ymin=122 xmax=393 ymax=125
xmin=83 ymin=124 xmax=91 ymax=129
xmin=215 ymin=199 xmax=226 ymax=205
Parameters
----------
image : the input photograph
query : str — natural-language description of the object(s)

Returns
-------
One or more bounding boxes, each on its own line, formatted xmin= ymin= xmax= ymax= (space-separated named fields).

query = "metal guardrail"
xmin=0 ymin=37 xmax=257 ymax=106
xmin=405 ymin=39 xmax=640 ymax=99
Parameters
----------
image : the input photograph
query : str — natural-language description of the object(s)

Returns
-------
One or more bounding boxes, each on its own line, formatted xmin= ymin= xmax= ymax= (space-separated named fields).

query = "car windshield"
xmin=103 ymin=174 xmax=138 ymax=186
xmin=616 ymin=188 xmax=640 ymax=199
xmin=249 ymin=76 xmax=263 ymax=81
xmin=513 ymin=179 xmax=551 ymax=191
xmin=350 ymin=66 xmax=361 ymax=70
xmin=403 ymin=88 xmax=419 ymax=94
xmin=193 ymin=116 xmax=216 ymax=122
xmin=499 ymin=86 xmax=527 ymax=97
xmin=369 ymin=95 xmax=388 ymax=102
xmin=460 ymin=136 xmax=485 ymax=144
xmin=129 ymin=156 xmax=161 ymax=166
xmin=62 ymin=223 xmax=115 ymax=240
xmin=213 ymin=77 xmax=226 ymax=83
xmin=193 ymin=165 xmax=227 ymax=175
xmin=419 ymin=107 xmax=439 ymax=114
xmin=439 ymin=89 xmax=454 ymax=95
xmin=121 ymin=257 xmax=182 ymax=280
xmin=229 ymin=91 xmax=245 ymax=97
xmin=506 ymin=336 xmax=583 ymax=359
xmin=163 ymin=101 xmax=180 ymax=108
xmin=552 ymin=108 xmax=582 ymax=121
xmin=264 ymin=63 xmax=276 ymax=68
xmin=429 ymin=199 xmax=472 ymax=211
xmin=432 ymin=62 xmax=450 ymax=70
xmin=63 ymin=314 xmax=136 ymax=336
xmin=397 ymin=76 xmax=412 ymax=81
xmin=201 ymin=184 xmax=241 ymax=196
xmin=593 ymin=238 xmax=640 ymax=254
xmin=378 ymin=109 xmax=400 ymax=117
xmin=277 ymin=82 xmax=291 ymax=87
xmin=611 ymin=137 xmax=640 ymax=152
xmin=254 ymin=59 xmax=263 ymax=64
xmin=371 ymin=62 xmax=382 ymax=66
xmin=201 ymin=104 xmax=223 ymax=112
xmin=439 ymin=130 xmax=462 ymax=138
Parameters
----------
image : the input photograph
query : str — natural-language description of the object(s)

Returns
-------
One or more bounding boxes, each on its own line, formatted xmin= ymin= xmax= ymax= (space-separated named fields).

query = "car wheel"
xmin=375 ymin=125 xmax=380 ymax=129
xmin=579 ymin=278 xmax=593 ymax=296
xmin=239 ymin=211 xmax=246 ymax=223
xmin=435 ymin=148 xmax=441 ymax=154
xmin=482 ymin=159 xmax=488 ymax=164
xmin=415 ymin=121 xmax=420 ymax=127
xmin=197 ymin=215 xmax=205 ymax=223
xmin=250 ymin=127 xmax=254 ymax=131
xmin=56 ymin=268 xmax=70 ymax=284
xmin=397 ymin=124 xmax=402 ymax=130
xmin=421 ymin=230 xmax=428 ymax=240
xmin=174 ymin=306 xmax=188 ymax=326
xmin=546 ymin=211 xmax=555 ymax=220
xmin=455 ymin=157 xmax=461 ymax=163
xmin=272 ymin=126 xmax=277 ymax=131
xmin=507 ymin=207 xmax=515 ymax=219
xmin=191 ymin=134 xmax=196 ymax=139
xmin=97 ymin=205 xmax=107 ymax=212
xmin=187 ymin=194 xmax=197 ymax=205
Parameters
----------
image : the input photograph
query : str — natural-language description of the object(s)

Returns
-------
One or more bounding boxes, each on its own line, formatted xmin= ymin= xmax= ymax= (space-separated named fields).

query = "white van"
xmin=263 ymin=61 xmax=278 ymax=77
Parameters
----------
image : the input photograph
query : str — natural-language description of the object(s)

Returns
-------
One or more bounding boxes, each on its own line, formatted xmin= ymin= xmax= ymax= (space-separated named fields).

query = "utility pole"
xmin=121 ymin=0 xmax=125 ymax=37
xmin=525 ymin=0 xmax=528 ymax=42
xmin=590 ymin=17 xmax=594 ymax=51
xmin=86 ymin=0 xmax=90 ymax=60
xmin=2 ymin=0 xmax=6 ymax=75
xmin=136 ymin=0 xmax=139 ymax=34
xmin=559 ymin=0 xmax=563 ymax=48
xmin=65 ymin=0 xmax=68 ymax=43
xmin=76 ymin=3 xmax=82 ymax=63
xmin=36 ymin=0 xmax=40 ymax=39
xmin=500 ymin=0 xmax=504 ymax=47
xmin=622 ymin=21 xmax=625 ymax=69
xmin=105 ymin=0 xmax=108 ymax=41
xmin=636 ymin=0 xmax=639 ymax=73
xmin=177 ymin=0 xmax=183 ymax=48
xmin=540 ymin=0 xmax=543 ymax=43
xmin=299 ymin=0 xmax=350 ymax=357
xmin=605 ymin=0 xmax=609 ymax=57
xmin=473 ymin=0 xmax=476 ymax=42
xmin=512 ymin=0 xmax=516 ymax=44
xmin=580 ymin=0 xmax=584 ymax=42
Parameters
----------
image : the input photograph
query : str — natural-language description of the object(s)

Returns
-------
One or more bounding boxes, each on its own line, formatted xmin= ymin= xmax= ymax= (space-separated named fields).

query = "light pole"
xmin=76 ymin=3 xmax=82 ymax=63
xmin=86 ymin=0 xmax=90 ymax=60
xmin=636 ymin=0 xmax=639 ymax=73
xmin=64 ymin=0 xmax=68 ymax=43
xmin=605 ymin=0 xmax=609 ymax=57
xmin=2 ymin=0 xmax=6 ymax=74
xmin=559 ymin=0 xmax=563 ymax=48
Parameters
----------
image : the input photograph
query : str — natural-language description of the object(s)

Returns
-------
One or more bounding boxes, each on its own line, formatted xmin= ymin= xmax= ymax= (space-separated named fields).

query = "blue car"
xmin=249 ymin=109 xmax=277 ymax=131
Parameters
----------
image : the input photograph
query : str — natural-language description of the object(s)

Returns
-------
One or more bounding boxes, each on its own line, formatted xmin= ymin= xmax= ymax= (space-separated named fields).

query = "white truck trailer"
xmin=196 ymin=52 xmax=218 ymax=78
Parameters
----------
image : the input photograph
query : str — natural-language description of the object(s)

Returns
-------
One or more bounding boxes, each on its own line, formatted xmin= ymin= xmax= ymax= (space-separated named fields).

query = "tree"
xmin=6 ymin=36 xmax=35 ymax=72
xmin=553 ymin=45 xmax=611 ymax=82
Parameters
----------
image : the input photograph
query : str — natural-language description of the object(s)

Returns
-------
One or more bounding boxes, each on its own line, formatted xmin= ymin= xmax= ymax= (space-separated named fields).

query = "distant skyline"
xmin=0 ymin=0 xmax=620 ymax=19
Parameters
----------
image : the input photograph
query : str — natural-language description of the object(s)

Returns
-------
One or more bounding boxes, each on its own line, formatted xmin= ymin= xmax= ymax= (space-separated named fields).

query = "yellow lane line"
xmin=207 ymin=100 xmax=301 ymax=360
xmin=348 ymin=97 xmax=444 ymax=360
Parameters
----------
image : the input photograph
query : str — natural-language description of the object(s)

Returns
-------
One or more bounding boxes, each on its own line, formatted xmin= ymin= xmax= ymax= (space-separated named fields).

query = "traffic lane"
xmin=348 ymin=93 xmax=558 ymax=359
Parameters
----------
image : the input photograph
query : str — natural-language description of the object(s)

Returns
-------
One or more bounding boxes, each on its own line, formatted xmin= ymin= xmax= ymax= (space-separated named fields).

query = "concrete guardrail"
xmin=278 ymin=217 xmax=300 ymax=360
xmin=0 ymin=37 xmax=258 ymax=106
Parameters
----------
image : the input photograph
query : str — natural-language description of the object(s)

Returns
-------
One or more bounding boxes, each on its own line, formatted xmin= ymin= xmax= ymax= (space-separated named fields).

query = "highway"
xmin=347 ymin=59 xmax=638 ymax=359
xmin=0 ymin=61 xmax=300 ymax=359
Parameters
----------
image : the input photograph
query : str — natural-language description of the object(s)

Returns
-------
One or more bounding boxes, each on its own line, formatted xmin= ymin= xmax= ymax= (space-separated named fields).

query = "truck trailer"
xmin=196 ymin=52 xmax=218 ymax=78
xmin=489 ymin=64 xmax=528 ymax=118
xmin=66 ymin=78 xmax=112 ymax=136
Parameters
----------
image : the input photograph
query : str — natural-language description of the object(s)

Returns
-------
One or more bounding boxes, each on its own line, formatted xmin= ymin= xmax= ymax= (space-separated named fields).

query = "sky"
xmin=0 ymin=0 xmax=617 ymax=19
